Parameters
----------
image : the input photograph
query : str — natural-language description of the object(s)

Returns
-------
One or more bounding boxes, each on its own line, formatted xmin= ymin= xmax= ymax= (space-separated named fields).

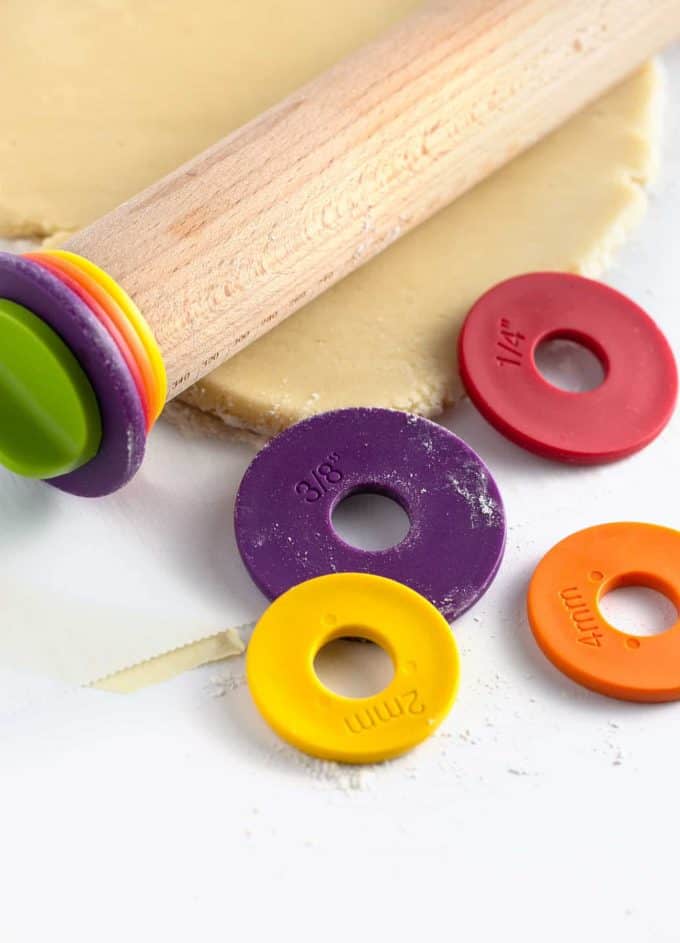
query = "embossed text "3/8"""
xmin=295 ymin=454 xmax=342 ymax=502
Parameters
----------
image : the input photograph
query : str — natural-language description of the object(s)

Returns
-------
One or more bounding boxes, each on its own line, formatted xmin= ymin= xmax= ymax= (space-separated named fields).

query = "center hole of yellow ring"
xmin=314 ymin=636 xmax=395 ymax=698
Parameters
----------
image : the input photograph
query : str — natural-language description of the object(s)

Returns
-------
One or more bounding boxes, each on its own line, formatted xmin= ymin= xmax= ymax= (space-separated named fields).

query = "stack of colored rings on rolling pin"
xmin=0 ymin=251 xmax=166 ymax=496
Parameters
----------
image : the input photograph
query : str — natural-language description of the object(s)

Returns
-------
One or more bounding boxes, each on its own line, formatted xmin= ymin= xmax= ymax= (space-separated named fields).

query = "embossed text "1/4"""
xmin=496 ymin=317 xmax=525 ymax=367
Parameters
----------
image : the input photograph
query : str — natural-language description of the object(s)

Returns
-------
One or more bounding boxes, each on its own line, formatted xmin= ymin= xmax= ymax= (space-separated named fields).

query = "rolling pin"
xmin=0 ymin=0 xmax=678 ymax=496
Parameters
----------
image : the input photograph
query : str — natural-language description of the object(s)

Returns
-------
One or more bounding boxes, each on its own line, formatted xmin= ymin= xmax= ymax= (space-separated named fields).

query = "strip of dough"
xmin=93 ymin=629 xmax=245 ymax=694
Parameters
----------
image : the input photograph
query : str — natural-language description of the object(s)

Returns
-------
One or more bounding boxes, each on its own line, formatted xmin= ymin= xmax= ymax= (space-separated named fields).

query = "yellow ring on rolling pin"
xmin=44 ymin=249 xmax=167 ymax=420
xmin=246 ymin=573 xmax=460 ymax=764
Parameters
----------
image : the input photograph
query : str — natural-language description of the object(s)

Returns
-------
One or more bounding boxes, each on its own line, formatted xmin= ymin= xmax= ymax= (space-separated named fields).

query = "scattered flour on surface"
xmin=270 ymin=743 xmax=377 ymax=793
xmin=205 ymin=669 xmax=375 ymax=791
xmin=205 ymin=670 xmax=248 ymax=697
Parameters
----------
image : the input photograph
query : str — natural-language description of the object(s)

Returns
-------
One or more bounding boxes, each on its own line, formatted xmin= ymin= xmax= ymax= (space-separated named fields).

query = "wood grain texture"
xmin=65 ymin=0 xmax=680 ymax=399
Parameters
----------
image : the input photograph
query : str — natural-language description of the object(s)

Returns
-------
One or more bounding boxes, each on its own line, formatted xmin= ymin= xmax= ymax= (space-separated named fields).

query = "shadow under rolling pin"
xmin=0 ymin=0 xmax=678 ymax=496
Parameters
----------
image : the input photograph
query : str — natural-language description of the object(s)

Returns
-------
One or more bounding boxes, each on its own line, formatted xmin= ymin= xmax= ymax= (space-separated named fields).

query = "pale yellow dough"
xmin=182 ymin=62 xmax=661 ymax=434
xmin=0 ymin=1 xmax=661 ymax=438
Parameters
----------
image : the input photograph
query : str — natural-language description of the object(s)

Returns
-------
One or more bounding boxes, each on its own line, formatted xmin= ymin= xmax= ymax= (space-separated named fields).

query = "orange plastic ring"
xmin=528 ymin=522 xmax=680 ymax=702
xmin=27 ymin=254 xmax=153 ymax=431
xmin=26 ymin=252 xmax=158 ymax=432
xmin=45 ymin=249 xmax=167 ymax=420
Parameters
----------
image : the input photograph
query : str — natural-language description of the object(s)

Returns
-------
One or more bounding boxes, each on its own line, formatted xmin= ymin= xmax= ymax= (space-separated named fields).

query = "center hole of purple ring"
xmin=534 ymin=333 xmax=607 ymax=393
xmin=331 ymin=488 xmax=411 ymax=552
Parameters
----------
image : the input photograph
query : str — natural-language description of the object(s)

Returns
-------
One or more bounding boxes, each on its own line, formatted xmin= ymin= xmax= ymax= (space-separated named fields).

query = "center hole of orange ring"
xmin=598 ymin=572 xmax=680 ymax=638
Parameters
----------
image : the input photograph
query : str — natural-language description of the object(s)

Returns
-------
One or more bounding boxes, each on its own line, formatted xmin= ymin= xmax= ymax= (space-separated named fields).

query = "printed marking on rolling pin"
xmin=201 ymin=350 xmax=222 ymax=369
xmin=171 ymin=370 xmax=193 ymax=391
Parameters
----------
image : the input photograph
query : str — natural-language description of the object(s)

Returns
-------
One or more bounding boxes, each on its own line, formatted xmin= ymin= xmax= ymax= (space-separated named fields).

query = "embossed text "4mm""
xmin=560 ymin=587 xmax=604 ymax=647
xmin=295 ymin=453 xmax=342 ymax=502
xmin=496 ymin=318 xmax=525 ymax=366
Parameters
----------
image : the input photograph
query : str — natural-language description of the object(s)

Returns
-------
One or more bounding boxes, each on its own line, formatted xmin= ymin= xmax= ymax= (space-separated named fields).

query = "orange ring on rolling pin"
xmin=44 ymin=250 xmax=167 ymax=420
xmin=27 ymin=254 xmax=153 ymax=432
xmin=26 ymin=252 xmax=157 ymax=432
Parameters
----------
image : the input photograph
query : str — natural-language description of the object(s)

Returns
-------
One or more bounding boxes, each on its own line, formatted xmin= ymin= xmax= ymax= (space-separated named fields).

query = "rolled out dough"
xmin=0 ymin=2 xmax=661 ymax=439
xmin=181 ymin=62 xmax=660 ymax=436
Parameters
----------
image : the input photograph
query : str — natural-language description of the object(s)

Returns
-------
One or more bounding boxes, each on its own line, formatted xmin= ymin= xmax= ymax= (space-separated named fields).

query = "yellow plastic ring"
xmin=26 ymin=251 xmax=157 ymax=431
xmin=44 ymin=250 xmax=167 ymax=420
xmin=246 ymin=573 xmax=460 ymax=764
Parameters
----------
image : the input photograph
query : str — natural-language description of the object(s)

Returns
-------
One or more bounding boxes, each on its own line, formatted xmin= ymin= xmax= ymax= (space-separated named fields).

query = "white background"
xmin=2 ymin=47 xmax=680 ymax=943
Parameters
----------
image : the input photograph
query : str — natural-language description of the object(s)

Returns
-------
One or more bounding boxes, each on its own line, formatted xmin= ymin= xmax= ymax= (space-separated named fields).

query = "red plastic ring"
xmin=458 ymin=273 xmax=678 ymax=464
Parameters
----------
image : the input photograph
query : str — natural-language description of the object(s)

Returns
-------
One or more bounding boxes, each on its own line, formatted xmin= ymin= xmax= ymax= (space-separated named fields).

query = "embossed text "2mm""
xmin=560 ymin=587 xmax=604 ymax=647
xmin=344 ymin=690 xmax=425 ymax=734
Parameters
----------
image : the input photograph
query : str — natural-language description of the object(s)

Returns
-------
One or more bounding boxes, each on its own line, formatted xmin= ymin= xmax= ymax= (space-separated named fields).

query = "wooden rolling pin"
xmin=62 ymin=0 xmax=679 ymax=400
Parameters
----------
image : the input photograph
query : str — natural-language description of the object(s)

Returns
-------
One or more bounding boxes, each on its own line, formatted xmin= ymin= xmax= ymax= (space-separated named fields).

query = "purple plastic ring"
xmin=235 ymin=408 xmax=506 ymax=620
xmin=0 ymin=253 xmax=145 ymax=497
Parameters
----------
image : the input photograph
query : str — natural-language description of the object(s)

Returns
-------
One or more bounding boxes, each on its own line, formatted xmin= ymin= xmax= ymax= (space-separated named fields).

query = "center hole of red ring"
xmin=331 ymin=490 xmax=411 ymax=552
xmin=314 ymin=636 xmax=395 ymax=698
xmin=534 ymin=335 xmax=606 ymax=393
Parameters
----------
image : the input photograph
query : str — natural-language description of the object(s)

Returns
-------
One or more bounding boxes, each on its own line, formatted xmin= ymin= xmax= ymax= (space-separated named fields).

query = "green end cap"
xmin=0 ymin=298 xmax=102 ymax=479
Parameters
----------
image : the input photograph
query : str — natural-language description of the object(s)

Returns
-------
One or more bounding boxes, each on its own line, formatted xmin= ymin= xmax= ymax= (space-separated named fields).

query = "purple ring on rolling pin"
xmin=0 ymin=253 xmax=146 ymax=497
xmin=235 ymin=408 xmax=506 ymax=620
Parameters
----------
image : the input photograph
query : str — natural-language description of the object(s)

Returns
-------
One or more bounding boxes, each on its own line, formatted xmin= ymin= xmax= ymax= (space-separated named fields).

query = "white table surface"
xmin=3 ymin=48 xmax=680 ymax=943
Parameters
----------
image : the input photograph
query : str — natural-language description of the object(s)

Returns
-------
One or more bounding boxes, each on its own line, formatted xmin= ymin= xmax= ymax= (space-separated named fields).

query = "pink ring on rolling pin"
xmin=28 ymin=254 xmax=152 ymax=432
